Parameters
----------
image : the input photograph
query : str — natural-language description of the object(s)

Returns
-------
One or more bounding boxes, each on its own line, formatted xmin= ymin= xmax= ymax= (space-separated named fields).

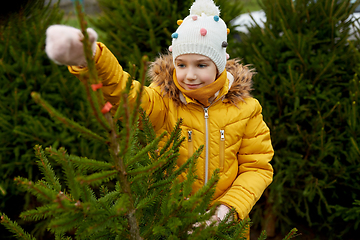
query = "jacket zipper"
xmin=187 ymin=130 xmax=194 ymax=158
xmin=204 ymin=107 xmax=209 ymax=184
xmin=203 ymin=97 xmax=223 ymax=185
xmin=219 ymin=130 xmax=225 ymax=171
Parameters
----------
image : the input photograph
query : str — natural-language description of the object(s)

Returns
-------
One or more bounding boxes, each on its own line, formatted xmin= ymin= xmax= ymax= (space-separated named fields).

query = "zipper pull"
xmin=220 ymin=130 xmax=225 ymax=141
xmin=188 ymin=130 xmax=192 ymax=142
xmin=204 ymin=108 xmax=209 ymax=119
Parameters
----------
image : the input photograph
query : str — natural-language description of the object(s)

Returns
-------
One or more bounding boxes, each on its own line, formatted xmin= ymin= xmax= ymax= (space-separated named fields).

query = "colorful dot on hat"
xmin=192 ymin=15 xmax=198 ymax=21
xmin=222 ymin=41 xmax=228 ymax=48
xmin=227 ymin=28 xmax=230 ymax=35
xmin=177 ymin=20 xmax=183 ymax=25
xmin=168 ymin=45 xmax=173 ymax=52
xmin=171 ymin=33 xmax=178 ymax=38
xmin=214 ymin=15 xmax=219 ymax=22
xmin=200 ymin=28 xmax=207 ymax=36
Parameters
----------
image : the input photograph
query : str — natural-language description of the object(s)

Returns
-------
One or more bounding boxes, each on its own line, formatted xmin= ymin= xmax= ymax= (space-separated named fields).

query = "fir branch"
xmin=129 ymin=56 xmax=148 ymax=127
xmin=74 ymin=1 xmax=97 ymax=82
xmin=98 ymin=191 xmax=121 ymax=205
xmin=48 ymin=212 xmax=84 ymax=234
xmin=134 ymin=191 xmax=161 ymax=212
xmin=182 ymin=169 xmax=219 ymax=212
xmin=14 ymin=177 xmax=57 ymax=203
xmin=76 ymin=215 xmax=127 ymax=239
xmin=45 ymin=147 xmax=81 ymax=200
xmin=62 ymin=151 xmax=113 ymax=172
xmin=234 ymin=218 xmax=251 ymax=240
xmin=0 ymin=213 xmax=36 ymax=240
xmin=104 ymin=101 xmax=142 ymax=240
xmin=112 ymin=81 xmax=128 ymax=121
xmin=182 ymin=147 xmax=202 ymax=197
xmin=34 ymin=145 xmax=62 ymax=192
xmin=119 ymin=92 xmax=132 ymax=156
xmin=147 ymin=148 xmax=194 ymax=190
xmin=257 ymin=230 xmax=268 ymax=240
xmin=127 ymin=149 xmax=173 ymax=176
xmin=83 ymin=80 xmax=112 ymax=131
xmin=139 ymin=110 xmax=155 ymax=141
xmin=171 ymin=146 xmax=203 ymax=178
xmin=19 ymin=203 xmax=63 ymax=222
xmin=76 ymin=170 xmax=117 ymax=186
xmin=31 ymin=92 xmax=106 ymax=142
xmin=71 ymin=2 xmax=112 ymax=133
xmin=79 ymin=184 xmax=97 ymax=203
xmin=125 ymin=131 xmax=167 ymax=168
xmin=112 ymin=194 xmax=131 ymax=215
xmin=46 ymin=147 xmax=113 ymax=171
xmin=213 ymin=209 xmax=246 ymax=240
xmin=159 ymin=118 xmax=183 ymax=156
xmin=282 ymin=228 xmax=299 ymax=240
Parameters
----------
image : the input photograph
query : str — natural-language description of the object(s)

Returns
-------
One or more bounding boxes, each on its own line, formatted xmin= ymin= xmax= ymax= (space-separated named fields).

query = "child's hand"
xmin=188 ymin=204 xmax=231 ymax=234
xmin=216 ymin=204 xmax=231 ymax=221
xmin=45 ymin=25 xmax=98 ymax=67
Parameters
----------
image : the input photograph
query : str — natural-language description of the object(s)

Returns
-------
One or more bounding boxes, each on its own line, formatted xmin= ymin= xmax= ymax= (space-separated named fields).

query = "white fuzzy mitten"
xmin=215 ymin=204 xmax=231 ymax=221
xmin=45 ymin=25 xmax=98 ymax=67
xmin=188 ymin=204 xmax=232 ymax=234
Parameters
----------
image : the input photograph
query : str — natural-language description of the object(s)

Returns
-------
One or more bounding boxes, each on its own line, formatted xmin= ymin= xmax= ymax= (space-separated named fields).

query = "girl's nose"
xmin=186 ymin=68 xmax=197 ymax=80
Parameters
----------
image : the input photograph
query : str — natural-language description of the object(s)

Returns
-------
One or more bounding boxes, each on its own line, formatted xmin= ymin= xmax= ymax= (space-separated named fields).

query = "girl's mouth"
xmin=185 ymin=83 xmax=201 ymax=89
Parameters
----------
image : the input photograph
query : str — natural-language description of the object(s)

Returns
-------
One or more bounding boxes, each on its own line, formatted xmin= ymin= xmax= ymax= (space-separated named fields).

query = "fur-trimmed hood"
xmin=148 ymin=53 xmax=254 ymax=105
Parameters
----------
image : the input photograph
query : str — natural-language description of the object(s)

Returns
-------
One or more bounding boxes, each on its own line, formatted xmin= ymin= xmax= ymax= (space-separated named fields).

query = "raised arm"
xmin=45 ymin=25 xmax=167 ymax=128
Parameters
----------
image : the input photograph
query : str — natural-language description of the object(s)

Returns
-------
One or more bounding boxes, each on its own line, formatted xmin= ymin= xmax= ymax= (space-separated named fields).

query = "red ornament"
xmin=101 ymin=102 xmax=113 ymax=114
xmin=91 ymin=83 xmax=103 ymax=91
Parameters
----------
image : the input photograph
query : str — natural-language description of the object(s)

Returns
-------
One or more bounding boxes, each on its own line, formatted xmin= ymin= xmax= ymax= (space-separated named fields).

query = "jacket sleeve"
xmin=68 ymin=42 xmax=168 ymax=129
xmin=220 ymin=99 xmax=274 ymax=220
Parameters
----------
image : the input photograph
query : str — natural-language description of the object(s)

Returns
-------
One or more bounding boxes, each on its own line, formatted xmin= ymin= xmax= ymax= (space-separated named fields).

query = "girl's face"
xmin=175 ymin=54 xmax=217 ymax=90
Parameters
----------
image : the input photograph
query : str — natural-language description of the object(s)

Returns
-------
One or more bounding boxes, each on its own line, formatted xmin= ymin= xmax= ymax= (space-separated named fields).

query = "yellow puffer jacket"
xmin=69 ymin=42 xmax=274 ymax=221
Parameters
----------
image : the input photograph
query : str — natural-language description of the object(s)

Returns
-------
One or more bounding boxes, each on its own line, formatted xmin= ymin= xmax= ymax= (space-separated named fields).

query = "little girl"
xmin=45 ymin=0 xmax=274 ymax=238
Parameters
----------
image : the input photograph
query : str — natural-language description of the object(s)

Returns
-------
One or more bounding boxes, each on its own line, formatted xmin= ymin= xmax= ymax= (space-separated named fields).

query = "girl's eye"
xmin=177 ymin=64 xmax=186 ymax=68
xmin=198 ymin=64 xmax=207 ymax=68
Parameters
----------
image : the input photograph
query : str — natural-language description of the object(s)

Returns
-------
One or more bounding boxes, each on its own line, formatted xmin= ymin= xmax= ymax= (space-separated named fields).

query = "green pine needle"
xmin=34 ymin=145 xmax=62 ymax=192
xmin=20 ymin=203 xmax=63 ymax=222
xmin=76 ymin=170 xmax=118 ymax=186
xmin=126 ymin=131 xmax=167 ymax=168
xmin=0 ymin=213 xmax=36 ymax=240
xmin=13 ymin=177 xmax=58 ymax=203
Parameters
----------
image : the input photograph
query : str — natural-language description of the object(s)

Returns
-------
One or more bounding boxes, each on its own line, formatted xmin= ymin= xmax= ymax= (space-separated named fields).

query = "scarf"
xmin=173 ymin=69 xmax=227 ymax=107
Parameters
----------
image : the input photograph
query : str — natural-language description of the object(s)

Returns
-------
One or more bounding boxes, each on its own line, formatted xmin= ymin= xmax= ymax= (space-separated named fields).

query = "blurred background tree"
xmin=0 ymin=0 xmax=108 ymax=238
xmin=234 ymin=0 xmax=360 ymax=239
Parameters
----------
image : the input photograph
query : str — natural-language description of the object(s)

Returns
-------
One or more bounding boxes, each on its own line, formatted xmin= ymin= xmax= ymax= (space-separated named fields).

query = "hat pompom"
xmin=190 ymin=0 xmax=220 ymax=16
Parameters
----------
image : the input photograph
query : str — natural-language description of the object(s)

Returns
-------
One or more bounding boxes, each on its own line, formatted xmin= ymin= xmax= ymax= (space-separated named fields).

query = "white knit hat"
xmin=169 ymin=0 xmax=229 ymax=74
